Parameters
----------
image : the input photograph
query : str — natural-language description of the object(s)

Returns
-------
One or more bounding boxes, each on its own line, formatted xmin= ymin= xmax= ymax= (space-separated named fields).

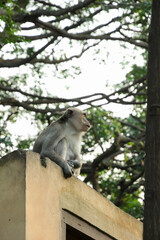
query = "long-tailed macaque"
xmin=33 ymin=108 xmax=90 ymax=178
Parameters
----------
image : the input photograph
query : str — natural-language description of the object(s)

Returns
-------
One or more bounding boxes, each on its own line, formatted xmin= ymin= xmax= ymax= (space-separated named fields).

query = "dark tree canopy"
xmin=0 ymin=0 xmax=152 ymax=220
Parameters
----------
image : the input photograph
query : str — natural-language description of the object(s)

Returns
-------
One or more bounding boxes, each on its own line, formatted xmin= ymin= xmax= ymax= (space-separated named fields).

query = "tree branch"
xmin=12 ymin=0 xmax=96 ymax=23
xmin=0 ymin=37 xmax=56 ymax=67
xmin=34 ymin=19 xmax=148 ymax=49
xmin=0 ymin=75 xmax=147 ymax=108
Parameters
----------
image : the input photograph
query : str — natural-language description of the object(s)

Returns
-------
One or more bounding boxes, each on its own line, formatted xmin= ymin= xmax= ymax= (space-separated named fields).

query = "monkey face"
xmin=81 ymin=113 xmax=90 ymax=132
xmin=75 ymin=111 xmax=90 ymax=132
xmin=67 ymin=108 xmax=90 ymax=132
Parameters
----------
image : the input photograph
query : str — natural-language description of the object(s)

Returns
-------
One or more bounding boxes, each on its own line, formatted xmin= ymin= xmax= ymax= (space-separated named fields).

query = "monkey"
xmin=33 ymin=108 xmax=90 ymax=178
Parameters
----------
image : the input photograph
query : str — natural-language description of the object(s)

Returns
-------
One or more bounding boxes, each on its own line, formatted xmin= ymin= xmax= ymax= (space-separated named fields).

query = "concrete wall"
xmin=0 ymin=150 xmax=143 ymax=240
xmin=0 ymin=150 xmax=26 ymax=240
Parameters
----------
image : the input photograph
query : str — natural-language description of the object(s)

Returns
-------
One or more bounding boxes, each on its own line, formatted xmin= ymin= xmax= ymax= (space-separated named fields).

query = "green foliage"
xmin=99 ymin=167 xmax=144 ymax=219
xmin=82 ymin=108 xmax=121 ymax=151
xmin=0 ymin=110 xmax=15 ymax=156
xmin=135 ymin=1 xmax=152 ymax=27
xmin=82 ymin=108 xmax=145 ymax=219
xmin=0 ymin=0 xmax=20 ymax=45
xmin=17 ymin=138 xmax=34 ymax=150
xmin=0 ymin=133 xmax=13 ymax=154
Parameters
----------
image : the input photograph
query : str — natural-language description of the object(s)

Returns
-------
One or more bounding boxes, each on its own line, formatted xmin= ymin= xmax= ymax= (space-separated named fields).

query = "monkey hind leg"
xmin=67 ymin=160 xmax=81 ymax=169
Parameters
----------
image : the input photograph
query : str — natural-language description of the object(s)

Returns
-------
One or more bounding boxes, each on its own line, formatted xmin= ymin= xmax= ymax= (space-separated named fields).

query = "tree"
xmin=144 ymin=0 xmax=160 ymax=238
xmin=0 ymin=0 xmax=151 ymax=219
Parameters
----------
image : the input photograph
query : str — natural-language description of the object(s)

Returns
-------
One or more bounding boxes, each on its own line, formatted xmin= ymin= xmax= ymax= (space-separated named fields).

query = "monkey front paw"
xmin=63 ymin=164 xmax=74 ymax=178
xmin=41 ymin=157 xmax=47 ymax=168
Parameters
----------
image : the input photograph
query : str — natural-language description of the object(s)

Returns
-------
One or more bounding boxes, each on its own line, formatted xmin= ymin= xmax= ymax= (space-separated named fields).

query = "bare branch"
xmin=34 ymin=19 xmax=148 ymax=49
xmin=12 ymin=0 xmax=96 ymax=23
xmin=35 ymin=0 xmax=63 ymax=9
xmin=0 ymin=37 xmax=56 ymax=67
xmin=0 ymin=40 xmax=100 ymax=67
xmin=0 ymin=74 xmax=146 ymax=109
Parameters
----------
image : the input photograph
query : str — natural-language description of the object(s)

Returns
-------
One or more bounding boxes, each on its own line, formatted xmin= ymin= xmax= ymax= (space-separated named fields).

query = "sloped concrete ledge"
xmin=0 ymin=150 xmax=143 ymax=240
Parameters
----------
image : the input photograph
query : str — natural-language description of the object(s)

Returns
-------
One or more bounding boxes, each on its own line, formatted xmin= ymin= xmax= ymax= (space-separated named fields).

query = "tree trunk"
xmin=143 ymin=1 xmax=160 ymax=239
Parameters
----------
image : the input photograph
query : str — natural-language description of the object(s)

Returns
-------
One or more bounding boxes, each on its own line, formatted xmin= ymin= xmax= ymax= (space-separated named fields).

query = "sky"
xmin=41 ymin=40 xmax=145 ymax=115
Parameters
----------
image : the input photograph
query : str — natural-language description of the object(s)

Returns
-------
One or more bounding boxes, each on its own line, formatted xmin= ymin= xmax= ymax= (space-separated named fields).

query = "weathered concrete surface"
xmin=0 ymin=150 xmax=143 ymax=240
xmin=0 ymin=150 xmax=26 ymax=240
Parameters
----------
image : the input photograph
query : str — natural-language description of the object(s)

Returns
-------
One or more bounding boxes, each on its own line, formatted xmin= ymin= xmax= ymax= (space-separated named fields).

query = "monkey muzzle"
xmin=83 ymin=123 xmax=91 ymax=132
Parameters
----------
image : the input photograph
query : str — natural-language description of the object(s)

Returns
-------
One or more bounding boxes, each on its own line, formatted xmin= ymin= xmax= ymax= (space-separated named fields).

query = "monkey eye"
xmin=83 ymin=112 xmax=87 ymax=117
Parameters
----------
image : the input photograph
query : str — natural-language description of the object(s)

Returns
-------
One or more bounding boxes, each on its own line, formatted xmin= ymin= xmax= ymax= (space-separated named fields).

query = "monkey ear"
xmin=65 ymin=109 xmax=73 ymax=118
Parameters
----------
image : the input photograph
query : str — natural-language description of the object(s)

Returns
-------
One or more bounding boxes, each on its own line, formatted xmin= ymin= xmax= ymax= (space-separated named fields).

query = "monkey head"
xmin=64 ymin=108 xmax=90 ymax=133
